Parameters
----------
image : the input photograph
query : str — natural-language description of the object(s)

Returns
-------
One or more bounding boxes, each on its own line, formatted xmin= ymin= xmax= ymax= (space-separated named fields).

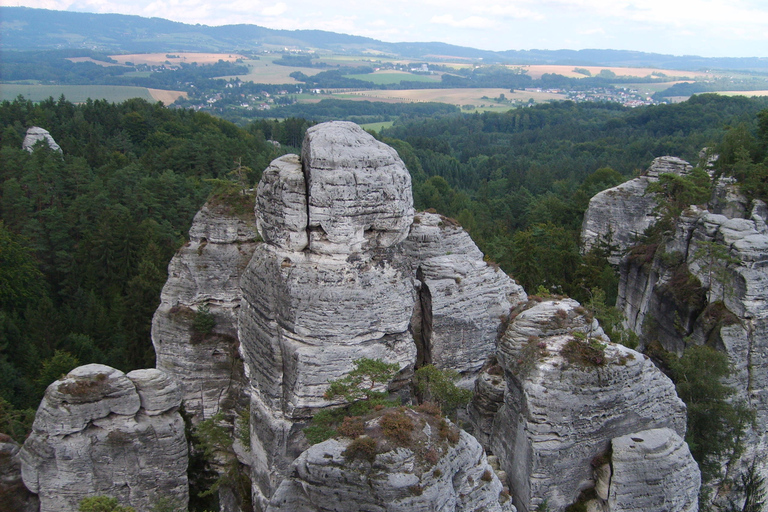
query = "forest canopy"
xmin=1 ymin=93 xmax=767 ymax=440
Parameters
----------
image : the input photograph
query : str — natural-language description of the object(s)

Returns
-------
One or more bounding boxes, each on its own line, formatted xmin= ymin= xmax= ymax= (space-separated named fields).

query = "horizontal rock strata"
xmin=581 ymin=156 xmax=692 ymax=263
xmin=20 ymin=364 xmax=188 ymax=512
xmin=488 ymin=299 xmax=687 ymax=512
xmin=266 ymin=411 xmax=515 ymax=512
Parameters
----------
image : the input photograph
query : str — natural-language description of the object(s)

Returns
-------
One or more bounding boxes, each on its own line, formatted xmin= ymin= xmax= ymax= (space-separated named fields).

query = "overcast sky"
xmin=3 ymin=0 xmax=768 ymax=58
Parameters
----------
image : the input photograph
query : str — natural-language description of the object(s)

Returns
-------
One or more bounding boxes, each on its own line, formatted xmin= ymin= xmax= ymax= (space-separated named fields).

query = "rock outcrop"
xmin=238 ymin=122 xmax=524 ymax=509
xmin=581 ymin=156 xmax=692 ymax=263
xmin=0 ymin=436 xmax=38 ymax=512
xmin=152 ymin=193 xmax=258 ymax=421
xmin=19 ymin=365 xmax=188 ymax=512
xmin=605 ymin=428 xmax=700 ymax=512
xmin=22 ymin=126 xmax=61 ymax=153
xmin=403 ymin=212 xmax=526 ymax=379
xmin=616 ymin=199 xmax=768 ymax=491
xmin=266 ymin=410 xmax=515 ymax=512
xmin=478 ymin=299 xmax=688 ymax=512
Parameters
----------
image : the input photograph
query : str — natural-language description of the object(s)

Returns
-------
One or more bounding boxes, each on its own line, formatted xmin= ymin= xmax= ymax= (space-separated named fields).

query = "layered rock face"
xmin=266 ymin=411 xmax=515 ymax=512
xmin=581 ymin=156 xmax=692 ymax=263
xmin=239 ymin=122 xmax=524 ymax=508
xmin=480 ymin=299 xmax=690 ymax=512
xmin=0 ymin=436 xmax=38 ymax=512
xmin=19 ymin=365 xmax=188 ymax=512
xmin=152 ymin=194 xmax=258 ymax=421
xmin=22 ymin=126 xmax=61 ymax=153
xmin=403 ymin=212 xmax=526 ymax=378
xmin=616 ymin=199 xmax=768 ymax=487
xmin=606 ymin=428 xmax=700 ymax=512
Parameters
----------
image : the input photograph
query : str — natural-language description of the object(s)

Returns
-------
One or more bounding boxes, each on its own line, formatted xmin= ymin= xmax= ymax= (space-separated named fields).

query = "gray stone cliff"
xmin=581 ymin=156 xmax=692 ymax=263
xmin=266 ymin=411 xmax=515 ymax=512
xmin=238 ymin=122 xmax=524 ymax=509
xmin=19 ymin=365 xmax=188 ymax=512
xmin=474 ymin=299 xmax=691 ymax=512
xmin=152 ymin=193 xmax=258 ymax=422
xmin=585 ymin=159 xmax=768 ymax=506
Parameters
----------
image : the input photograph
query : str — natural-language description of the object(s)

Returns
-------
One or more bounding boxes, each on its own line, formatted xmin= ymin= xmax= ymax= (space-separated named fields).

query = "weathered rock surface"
xmin=485 ymin=299 xmax=687 ymax=512
xmin=256 ymin=154 xmax=309 ymax=251
xmin=22 ymin=126 xmax=61 ymax=152
xmin=616 ymin=198 xmax=768 ymax=490
xmin=19 ymin=364 xmax=188 ymax=512
xmin=403 ymin=212 xmax=527 ymax=377
xmin=266 ymin=411 xmax=515 ymax=512
xmin=0 ymin=436 xmax=38 ymax=512
xmin=301 ymin=121 xmax=414 ymax=255
xmin=581 ymin=156 xmax=692 ymax=263
xmin=152 ymin=194 xmax=258 ymax=421
xmin=606 ymin=428 xmax=700 ymax=512
xmin=237 ymin=123 xmax=528 ymax=510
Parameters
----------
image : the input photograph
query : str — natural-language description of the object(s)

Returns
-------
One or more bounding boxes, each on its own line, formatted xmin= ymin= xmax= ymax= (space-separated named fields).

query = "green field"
xmin=344 ymin=72 xmax=440 ymax=85
xmin=360 ymin=121 xmax=395 ymax=132
xmin=1 ymin=84 xmax=154 ymax=103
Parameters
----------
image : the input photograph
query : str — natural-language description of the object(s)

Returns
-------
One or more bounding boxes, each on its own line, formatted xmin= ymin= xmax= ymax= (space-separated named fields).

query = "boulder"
xmin=487 ymin=299 xmax=687 ymax=512
xmin=22 ymin=126 xmax=61 ymax=152
xmin=302 ymin=121 xmax=414 ymax=255
xmin=19 ymin=365 xmax=188 ymax=512
xmin=607 ymin=428 xmax=700 ymax=512
xmin=266 ymin=410 xmax=515 ymax=512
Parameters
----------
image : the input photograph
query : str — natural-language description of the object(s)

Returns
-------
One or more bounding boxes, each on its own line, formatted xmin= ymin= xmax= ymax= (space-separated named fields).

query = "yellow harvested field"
xmin=148 ymin=89 xmax=188 ymax=103
xmin=714 ymin=90 xmax=768 ymax=97
xmin=521 ymin=65 xmax=711 ymax=80
xmin=342 ymin=88 xmax=566 ymax=105
xmin=220 ymin=57 xmax=319 ymax=84
xmin=109 ymin=53 xmax=246 ymax=65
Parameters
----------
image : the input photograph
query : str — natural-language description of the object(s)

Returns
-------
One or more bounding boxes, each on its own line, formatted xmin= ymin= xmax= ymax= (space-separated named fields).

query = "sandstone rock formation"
xmin=22 ymin=126 xmax=61 ymax=153
xmin=152 ymin=193 xmax=258 ymax=421
xmin=478 ymin=299 xmax=688 ymax=512
xmin=19 ymin=364 xmax=188 ymax=512
xmin=0 ymin=436 xmax=38 ymax=512
xmin=605 ymin=428 xmax=700 ymax=512
xmin=301 ymin=121 xmax=414 ymax=255
xmin=403 ymin=212 xmax=527 ymax=379
xmin=616 ymin=199 xmax=768 ymax=490
xmin=266 ymin=410 xmax=515 ymax=512
xmin=237 ymin=122 xmax=525 ymax=509
xmin=581 ymin=156 xmax=692 ymax=263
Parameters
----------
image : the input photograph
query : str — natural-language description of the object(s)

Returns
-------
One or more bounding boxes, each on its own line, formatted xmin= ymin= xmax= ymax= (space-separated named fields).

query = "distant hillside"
xmin=3 ymin=7 xmax=768 ymax=71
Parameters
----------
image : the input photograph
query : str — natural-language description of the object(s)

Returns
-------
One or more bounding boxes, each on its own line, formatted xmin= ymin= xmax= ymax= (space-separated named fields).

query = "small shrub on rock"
xmin=381 ymin=409 xmax=414 ymax=446
xmin=562 ymin=337 xmax=607 ymax=367
xmin=342 ymin=436 xmax=377 ymax=463
xmin=338 ymin=416 xmax=364 ymax=438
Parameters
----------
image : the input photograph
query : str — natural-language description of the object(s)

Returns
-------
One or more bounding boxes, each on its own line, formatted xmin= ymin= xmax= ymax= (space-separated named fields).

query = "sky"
xmin=3 ymin=0 xmax=768 ymax=58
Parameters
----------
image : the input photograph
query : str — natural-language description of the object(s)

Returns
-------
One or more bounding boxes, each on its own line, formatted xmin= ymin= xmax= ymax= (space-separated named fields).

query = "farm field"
xmin=221 ymin=55 xmax=318 ymax=84
xmin=109 ymin=52 xmax=246 ymax=65
xmin=341 ymin=87 xmax=566 ymax=106
xmin=521 ymin=64 xmax=710 ymax=80
xmin=1 ymin=84 xmax=186 ymax=103
xmin=344 ymin=71 xmax=440 ymax=85
xmin=715 ymin=90 xmax=768 ymax=97
xmin=360 ymin=121 xmax=395 ymax=132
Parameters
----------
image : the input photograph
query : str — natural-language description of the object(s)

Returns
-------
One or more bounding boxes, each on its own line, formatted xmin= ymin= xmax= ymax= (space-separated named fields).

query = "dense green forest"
xmin=0 ymin=97 xmax=284 ymax=437
xmin=1 ymin=93 xmax=767 ymax=441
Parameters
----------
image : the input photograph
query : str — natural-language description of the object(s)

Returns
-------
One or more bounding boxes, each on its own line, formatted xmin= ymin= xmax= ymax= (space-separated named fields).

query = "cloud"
xmin=430 ymin=14 xmax=497 ymax=29
xmin=261 ymin=2 xmax=286 ymax=16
